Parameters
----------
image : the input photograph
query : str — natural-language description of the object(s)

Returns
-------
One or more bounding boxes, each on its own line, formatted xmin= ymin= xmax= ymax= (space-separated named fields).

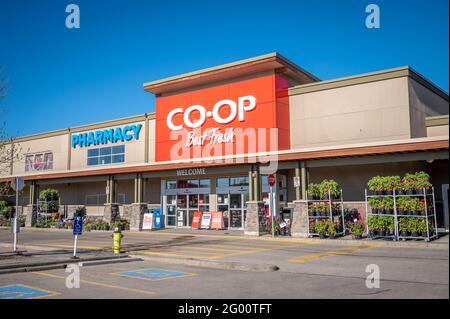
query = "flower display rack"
xmin=365 ymin=187 xmax=438 ymax=242
xmin=306 ymin=189 xmax=345 ymax=238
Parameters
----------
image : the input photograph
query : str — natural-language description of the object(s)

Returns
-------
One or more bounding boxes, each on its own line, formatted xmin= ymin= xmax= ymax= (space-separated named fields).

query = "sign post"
xmin=11 ymin=177 xmax=24 ymax=253
xmin=72 ymin=217 xmax=83 ymax=259
xmin=268 ymin=174 xmax=275 ymax=237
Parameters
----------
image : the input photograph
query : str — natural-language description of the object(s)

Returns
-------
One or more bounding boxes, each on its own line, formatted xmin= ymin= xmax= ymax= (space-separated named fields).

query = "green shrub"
xmin=39 ymin=188 xmax=60 ymax=213
xmin=314 ymin=220 xmax=328 ymax=235
xmin=307 ymin=183 xmax=320 ymax=198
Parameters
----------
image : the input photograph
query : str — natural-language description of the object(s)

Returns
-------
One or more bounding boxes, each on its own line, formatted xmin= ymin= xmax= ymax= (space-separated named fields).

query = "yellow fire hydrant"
xmin=112 ymin=227 xmax=123 ymax=254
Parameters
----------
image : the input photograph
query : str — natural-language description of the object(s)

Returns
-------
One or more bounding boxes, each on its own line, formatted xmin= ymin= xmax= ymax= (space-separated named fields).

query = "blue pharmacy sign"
xmin=73 ymin=217 xmax=83 ymax=236
xmin=71 ymin=124 xmax=142 ymax=149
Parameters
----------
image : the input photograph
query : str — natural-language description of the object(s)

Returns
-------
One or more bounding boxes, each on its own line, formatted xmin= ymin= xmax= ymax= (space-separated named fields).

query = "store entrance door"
xmin=220 ymin=192 xmax=247 ymax=230
xmin=176 ymin=193 xmax=209 ymax=227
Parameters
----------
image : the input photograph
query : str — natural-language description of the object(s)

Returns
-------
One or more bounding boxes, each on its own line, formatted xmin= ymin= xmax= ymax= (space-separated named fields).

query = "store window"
xmin=230 ymin=176 xmax=249 ymax=187
xmin=166 ymin=180 xmax=177 ymax=189
xmin=199 ymin=179 xmax=210 ymax=188
xmin=87 ymin=145 xmax=125 ymax=166
xmin=216 ymin=177 xmax=229 ymax=188
xmin=25 ymin=152 xmax=53 ymax=172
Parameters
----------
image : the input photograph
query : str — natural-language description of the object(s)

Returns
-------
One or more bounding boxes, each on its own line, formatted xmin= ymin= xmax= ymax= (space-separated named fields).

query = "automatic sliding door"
xmin=229 ymin=193 xmax=243 ymax=229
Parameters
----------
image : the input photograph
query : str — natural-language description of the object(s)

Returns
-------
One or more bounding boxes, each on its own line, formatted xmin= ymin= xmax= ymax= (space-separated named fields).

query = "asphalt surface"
xmin=0 ymin=228 xmax=448 ymax=299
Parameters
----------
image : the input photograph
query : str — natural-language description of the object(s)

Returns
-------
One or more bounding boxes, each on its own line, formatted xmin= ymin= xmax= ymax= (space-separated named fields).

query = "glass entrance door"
xmin=166 ymin=195 xmax=177 ymax=227
xmin=227 ymin=193 xmax=247 ymax=230
xmin=177 ymin=195 xmax=187 ymax=227
xmin=176 ymin=194 xmax=208 ymax=227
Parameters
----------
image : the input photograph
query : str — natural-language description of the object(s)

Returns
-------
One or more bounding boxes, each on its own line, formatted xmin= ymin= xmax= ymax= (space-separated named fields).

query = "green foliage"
xmin=401 ymin=171 xmax=432 ymax=190
xmin=318 ymin=179 xmax=340 ymax=199
xmin=367 ymin=176 xmax=383 ymax=192
xmin=39 ymin=188 xmax=60 ymax=213
xmin=368 ymin=197 xmax=381 ymax=209
xmin=0 ymin=200 xmax=9 ymax=218
xmin=381 ymin=197 xmax=394 ymax=210
xmin=350 ymin=222 xmax=364 ymax=236
xmin=307 ymin=183 xmax=320 ymax=198
xmin=398 ymin=217 xmax=410 ymax=233
xmin=326 ymin=220 xmax=337 ymax=236
xmin=314 ymin=220 xmax=328 ymax=235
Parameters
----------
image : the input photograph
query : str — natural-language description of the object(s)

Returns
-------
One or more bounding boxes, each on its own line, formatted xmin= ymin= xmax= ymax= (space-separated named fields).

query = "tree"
xmin=0 ymin=66 xmax=22 ymax=195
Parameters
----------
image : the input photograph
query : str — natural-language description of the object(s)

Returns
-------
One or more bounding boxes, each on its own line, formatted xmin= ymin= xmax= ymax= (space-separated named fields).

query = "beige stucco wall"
xmin=70 ymin=120 xmax=146 ymax=170
xmin=409 ymin=79 xmax=449 ymax=138
xmin=289 ymin=77 xmax=411 ymax=149
xmin=11 ymin=134 xmax=69 ymax=175
xmin=427 ymin=124 xmax=449 ymax=137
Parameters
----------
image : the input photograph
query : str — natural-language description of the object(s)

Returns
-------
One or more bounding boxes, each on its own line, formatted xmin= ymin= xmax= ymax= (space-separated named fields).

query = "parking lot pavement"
xmin=0 ymin=228 xmax=448 ymax=299
xmin=0 ymin=255 xmax=448 ymax=299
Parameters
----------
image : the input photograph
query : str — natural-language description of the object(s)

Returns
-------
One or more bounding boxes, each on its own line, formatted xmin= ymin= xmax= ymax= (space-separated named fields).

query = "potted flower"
xmin=368 ymin=197 xmax=381 ymax=214
xmin=350 ymin=221 xmax=364 ymax=239
xmin=409 ymin=218 xmax=419 ymax=238
xmin=385 ymin=216 xmax=395 ymax=237
xmin=307 ymin=183 xmax=320 ymax=200
xmin=385 ymin=176 xmax=401 ymax=193
xmin=398 ymin=217 xmax=409 ymax=237
xmin=415 ymin=171 xmax=432 ymax=193
xmin=396 ymin=197 xmax=408 ymax=215
xmin=417 ymin=218 xmax=428 ymax=237
xmin=377 ymin=216 xmax=386 ymax=237
xmin=381 ymin=197 xmax=394 ymax=215
xmin=326 ymin=220 xmax=337 ymax=239
xmin=367 ymin=176 xmax=383 ymax=195
xmin=309 ymin=220 xmax=316 ymax=234
xmin=367 ymin=216 xmax=377 ymax=237
xmin=315 ymin=220 xmax=328 ymax=239
xmin=319 ymin=179 xmax=340 ymax=200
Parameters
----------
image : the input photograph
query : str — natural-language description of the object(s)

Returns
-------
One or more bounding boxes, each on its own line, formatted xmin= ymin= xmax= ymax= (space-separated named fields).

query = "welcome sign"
xmin=72 ymin=124 xmax=142 ymax=149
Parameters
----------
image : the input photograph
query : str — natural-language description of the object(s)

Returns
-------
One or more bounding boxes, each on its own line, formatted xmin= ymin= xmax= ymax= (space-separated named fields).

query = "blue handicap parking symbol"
xmin=115 ymin=269 xmax=193 ymax=280
xmin=73 ymin=217 xmax=83 ymax=236
xmin=0 ymin=284 xmax=57 ymax=299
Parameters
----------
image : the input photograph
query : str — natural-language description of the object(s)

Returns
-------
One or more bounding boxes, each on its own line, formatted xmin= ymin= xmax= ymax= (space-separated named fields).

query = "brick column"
xmin=244 ymin=201 xmax=266 ymax=236
xmin=129 ymin=203 xmax=148 ymax=231
xmin=104 ymin=203 xmax=120 ymax=223
xmin=291 ymin=200 xmax=309 ymax=238
xmin=24 ymin=205 xmax=38 ymax=227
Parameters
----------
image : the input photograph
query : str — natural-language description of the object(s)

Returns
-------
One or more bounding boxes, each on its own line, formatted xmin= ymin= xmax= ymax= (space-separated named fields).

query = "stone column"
xmin=291 ymin=200 xmax=309 ymax=238
xmin=25 ymin=205 xmax=38 ymax=227
xmin=244 ymin=201 xmax=266 ymax=236
xmin=104 ymin=203 xmax=120 ymax=223
xmin=129 ymin=203 xmax=148 ymax=231
xmin=25 ymin=181 xmax=39 ymax=227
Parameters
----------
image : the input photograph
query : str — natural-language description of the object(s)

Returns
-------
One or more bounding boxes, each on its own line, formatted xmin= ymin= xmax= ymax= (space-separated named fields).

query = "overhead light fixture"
xmin=426 ymin=159 xmax=434 ymax=163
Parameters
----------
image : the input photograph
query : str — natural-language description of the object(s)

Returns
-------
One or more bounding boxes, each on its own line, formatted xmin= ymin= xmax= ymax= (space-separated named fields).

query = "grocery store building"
xmin=1 ymin=53 xmax=449 ymax=235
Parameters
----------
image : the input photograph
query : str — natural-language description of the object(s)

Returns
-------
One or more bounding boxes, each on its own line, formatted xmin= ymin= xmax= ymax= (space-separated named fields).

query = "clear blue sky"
xmin=0 ymin=0 xmax=448 ymax=137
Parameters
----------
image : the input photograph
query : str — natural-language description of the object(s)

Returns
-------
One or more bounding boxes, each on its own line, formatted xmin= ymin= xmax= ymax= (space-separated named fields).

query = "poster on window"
xmin=34 ymin=154 xmax=43 ymax=171
xmin=43 ymin=153 xmax=53 ymax=170
xmin=25 ymin=156 xmax=33 ymax=172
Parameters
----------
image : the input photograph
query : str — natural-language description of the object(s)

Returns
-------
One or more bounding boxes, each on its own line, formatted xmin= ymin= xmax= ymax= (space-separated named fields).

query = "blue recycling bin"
xmin=153 ymin=208 xmax=164 ymax=229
